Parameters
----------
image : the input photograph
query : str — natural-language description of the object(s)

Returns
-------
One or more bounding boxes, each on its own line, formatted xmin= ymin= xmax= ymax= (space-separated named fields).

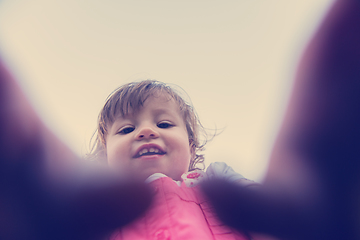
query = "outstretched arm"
xmin=0 ymin=57 xmax=152 ymax=240
xmin=202 ymin=0 xmax=360 ymax=239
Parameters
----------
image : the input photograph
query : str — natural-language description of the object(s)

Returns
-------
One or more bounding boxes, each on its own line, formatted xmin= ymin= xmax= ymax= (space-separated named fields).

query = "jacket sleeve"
xmin=206 ymin=162 xmax=259 ymax=187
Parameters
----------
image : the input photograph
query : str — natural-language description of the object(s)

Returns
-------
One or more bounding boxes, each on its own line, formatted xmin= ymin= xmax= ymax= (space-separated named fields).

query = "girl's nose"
xmin=135 ymin=126 xmax=159 ymax=140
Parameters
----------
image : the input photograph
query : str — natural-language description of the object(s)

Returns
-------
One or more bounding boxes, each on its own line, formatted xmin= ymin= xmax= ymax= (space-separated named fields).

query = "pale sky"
xmin=0 ymin=0 xmax=333 ymax=181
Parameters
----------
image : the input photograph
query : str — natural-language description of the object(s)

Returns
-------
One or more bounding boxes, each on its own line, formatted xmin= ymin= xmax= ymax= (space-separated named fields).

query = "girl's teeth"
xmin=140 ymin=149 xmax=148 ymax=155
xmin=139 ymin=147 xmax=162 ymax=156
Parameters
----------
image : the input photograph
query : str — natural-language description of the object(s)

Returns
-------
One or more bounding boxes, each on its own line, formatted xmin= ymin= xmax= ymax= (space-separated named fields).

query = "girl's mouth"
xmin=134 ymin=144 xmax=166 ymax=158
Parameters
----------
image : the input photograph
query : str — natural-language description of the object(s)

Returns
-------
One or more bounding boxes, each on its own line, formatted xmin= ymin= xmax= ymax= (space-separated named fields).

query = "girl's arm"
xmin=0 ymin=57 xmax=151 ymax=239
xmin=202 ymin=0 xmax=360 ymax=239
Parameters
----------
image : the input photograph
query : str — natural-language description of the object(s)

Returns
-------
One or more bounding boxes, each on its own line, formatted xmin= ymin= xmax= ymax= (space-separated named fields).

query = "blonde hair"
xmin=87 ymin=80 xmax=208 ymax=171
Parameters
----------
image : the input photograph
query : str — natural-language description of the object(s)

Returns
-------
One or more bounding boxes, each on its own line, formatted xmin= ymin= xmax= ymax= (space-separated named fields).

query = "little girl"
xmin=88 ymin=80 xmax=260 ymax=240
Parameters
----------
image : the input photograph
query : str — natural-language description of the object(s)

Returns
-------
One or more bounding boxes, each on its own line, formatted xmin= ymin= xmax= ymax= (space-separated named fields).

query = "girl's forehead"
xmin=141 ymin=96 xmax=181 ymax=115
xmin=115 ymin=94 xmax=182 ymax=119
xmin=144 ymin=94 xmax=177 ymax=107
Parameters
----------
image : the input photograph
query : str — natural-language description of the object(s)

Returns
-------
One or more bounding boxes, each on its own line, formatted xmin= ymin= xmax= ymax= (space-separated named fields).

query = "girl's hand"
xmin=202 ymin=0 xmax=360 ymax=239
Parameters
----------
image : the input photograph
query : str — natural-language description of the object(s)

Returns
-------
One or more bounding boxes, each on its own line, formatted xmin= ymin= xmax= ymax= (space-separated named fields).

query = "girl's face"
xmin=106 ymin=94 xmax=191 ymax=181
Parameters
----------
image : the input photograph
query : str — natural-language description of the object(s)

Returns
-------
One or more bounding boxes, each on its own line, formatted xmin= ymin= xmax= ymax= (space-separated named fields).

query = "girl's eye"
xmin=157 ymin=122 xmax=173 ymax=129
xmin=118 ymin=126 xmax=135 ymax=134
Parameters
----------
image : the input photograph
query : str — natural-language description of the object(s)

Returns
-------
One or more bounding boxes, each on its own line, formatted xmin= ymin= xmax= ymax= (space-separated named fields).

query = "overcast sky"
xmin=0 ymin=0 xmax=333 ymax=181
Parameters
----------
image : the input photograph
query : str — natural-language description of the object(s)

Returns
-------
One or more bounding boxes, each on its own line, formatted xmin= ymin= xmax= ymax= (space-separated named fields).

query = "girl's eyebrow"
xmin=152 ymin=109 xmax=181 ymax=121
xmin=109 ymin=116 xmax=133 ymax=131
xmin=152 ymin=108 xmax=171 ymax=115
xmin=114 ymin=112 xmax=135 ymax=121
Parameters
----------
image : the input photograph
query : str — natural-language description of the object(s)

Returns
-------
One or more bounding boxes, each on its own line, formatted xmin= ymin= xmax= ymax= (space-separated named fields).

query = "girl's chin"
xmin=121 ymin=166 xmax=185 ymax=182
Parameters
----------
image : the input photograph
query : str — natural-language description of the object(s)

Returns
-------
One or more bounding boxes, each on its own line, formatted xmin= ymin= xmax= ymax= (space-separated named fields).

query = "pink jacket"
xmin=110 ymin=176 xmax=251 ymax=240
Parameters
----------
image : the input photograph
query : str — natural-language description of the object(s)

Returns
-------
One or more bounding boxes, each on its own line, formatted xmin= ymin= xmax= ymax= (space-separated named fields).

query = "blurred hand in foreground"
xmin=202 ymin=0 xmax=360 ymax=239
xmin=0 ymin=59 xmax=152 ymax=239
